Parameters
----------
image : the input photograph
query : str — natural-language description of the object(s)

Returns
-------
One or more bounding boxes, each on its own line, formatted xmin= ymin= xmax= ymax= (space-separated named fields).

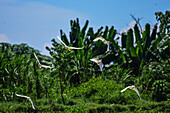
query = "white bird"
xmin=90 ymin=58 xmax=104 ymax=71
xmin=93 ymin=36 xmax=110 ymax=51
xmin=121 ymin=85 xmax=141 ymax=99
xmin=16 ymin=93 xmax=35 ymax=110
xmin=33 ymin=53 xmax=53 ymax=69
xmin=56 ymin=36 xmax=84 ymax=50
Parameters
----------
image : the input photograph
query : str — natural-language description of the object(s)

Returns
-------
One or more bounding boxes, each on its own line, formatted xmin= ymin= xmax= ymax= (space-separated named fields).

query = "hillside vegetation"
xmin=0 ymin=11 xmax=169 ymax=112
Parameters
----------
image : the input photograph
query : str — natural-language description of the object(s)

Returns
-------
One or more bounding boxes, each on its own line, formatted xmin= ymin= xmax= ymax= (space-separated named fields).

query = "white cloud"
xmin=115 ymin=21 xmax=137 ymax=46
xmin=119 ymin=21 xmax=136 ymax=34
xmin=116 ymin=21 xmax=160 ymax=47
xmin=0 ymin=34 xmax=10 ymax=43
xmin=119 ymin=21 xmax=160 ymax=35
xmin=41 ymin=43 xmax=53 ymax=56
xmin=142 ymin=23 xmax=160 ymax=34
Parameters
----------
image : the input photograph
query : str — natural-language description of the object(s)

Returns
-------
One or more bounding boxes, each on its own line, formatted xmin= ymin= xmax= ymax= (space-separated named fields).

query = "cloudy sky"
xmin=0 ymin=0 xmax=169 ymax=55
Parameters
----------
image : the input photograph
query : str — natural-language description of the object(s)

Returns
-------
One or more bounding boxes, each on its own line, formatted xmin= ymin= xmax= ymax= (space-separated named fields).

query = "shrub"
xmin=65 ymin=76 xmax=140 ymax=104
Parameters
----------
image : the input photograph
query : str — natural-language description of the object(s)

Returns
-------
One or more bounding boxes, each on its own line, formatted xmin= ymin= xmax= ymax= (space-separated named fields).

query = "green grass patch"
xmin=1 ymin=77 xmax=169 ymax=112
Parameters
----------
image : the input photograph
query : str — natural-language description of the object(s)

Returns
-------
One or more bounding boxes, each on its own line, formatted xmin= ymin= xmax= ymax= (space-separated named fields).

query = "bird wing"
xmin=93 ymin=37 xmax=105 ymax=42
xmin=16 ymin=94 xmax=27 ymax=98
xmin=34 ymin=53 xmax=41 ymax=65
xmin=99 ymin=63 xmax=104 ymax=71
xmin=56 ymin=36 xmax=67 ymax=47
xmin=68 ymin=46 xmax=84 ymax=50
xmin=16 ymin=94 xmax=35 ymax=110
xmin=90 ymin=58 xmax=99 ymax=64
xmin=133 ymin=87 xmax=141 ymax=98
xmin=26 ymin=96 xmax=35 ymax=110
xmin=30 ymin=99 xmax=35 ymax=110
xmin=120 ymin=86 xmax=131 ymax=92
xmin=106 ymin=42 xmax=110 ymax=51
xmin=41 ymin=65 xmax=52 ymax=69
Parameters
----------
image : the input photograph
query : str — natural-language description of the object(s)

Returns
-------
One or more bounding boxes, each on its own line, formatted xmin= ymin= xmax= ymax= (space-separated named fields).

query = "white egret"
xmin=16 ymin=93 xmax=35 ymax=110
xmin=34 ymin=53 xmax=53 ymax=69
xmin=56 ymin=36 xmax=84 ymax=50
xmin=93 ymin=36 xmax=110 ymax=51
xmin=90 ymin=58 xmax=104 ymax=71
xmin=121 ymin=85 xmax=141 ymax=99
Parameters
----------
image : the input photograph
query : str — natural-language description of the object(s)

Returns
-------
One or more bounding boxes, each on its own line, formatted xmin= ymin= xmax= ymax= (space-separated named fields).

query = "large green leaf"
xmin=120 ymin=53 xmax=126 ymax=63
xmin=60 ymin=30 xmax=69 ymax=46
xmin=143 ymin=24 xmax=150 ymax=49
xmin=134 ymin=24 xmax=141 ymax=43
xmin=88 ymin=27 xmax=95 ymax=40
xmin=121 ymin=33 xmax=127 ymax=48
xmin=136 ymin=41 xmax=143 ymax=59
xmin=95 ymin=26 xmax=103 ymax=37
xmin=103 ymin=26 xmax=109 ymax=39
xmin=81 ymin=20 xmax=89 ymax=38
xmin=108 ymin=26 xmax=114 ymax=39
xmin=130 ymin=47 xmax=137 ymax=57
xmin=150 ymin=33 xmax=162 ymax=52
xmin=126 ymin=29 xmax=134 ymax=52
xmin=150 ymin=24 xmax=158 ymax=42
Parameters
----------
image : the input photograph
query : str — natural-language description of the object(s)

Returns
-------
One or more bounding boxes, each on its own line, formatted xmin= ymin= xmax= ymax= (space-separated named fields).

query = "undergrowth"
xmin=1 ymin=77 xmax=169 ymax=112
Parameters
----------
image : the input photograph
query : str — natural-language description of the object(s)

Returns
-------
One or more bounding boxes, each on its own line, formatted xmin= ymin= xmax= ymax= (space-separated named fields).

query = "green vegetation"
xmin=0 ymin=11 xmax=169 ymax=112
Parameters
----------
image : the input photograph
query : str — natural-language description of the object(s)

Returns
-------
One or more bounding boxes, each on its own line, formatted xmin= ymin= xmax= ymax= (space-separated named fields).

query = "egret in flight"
xmin=93 ymin=36 xmax=110 ymax=51
xmin=121 ymin=85 xmax=141 ymax=99
xmin=34 ymin=53 xmax=53 ymax=69
xmin=90 ymin=58 xmax=104 ymax=71
xmin=16 ymin=93 xmax=35 ymax=110
xmin=56 ymin=36 xmax=84 ymax=50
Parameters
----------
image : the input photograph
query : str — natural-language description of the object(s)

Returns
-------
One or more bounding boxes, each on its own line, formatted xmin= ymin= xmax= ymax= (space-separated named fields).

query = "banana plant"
xmin=47 ymin=18 xmax=100 ymax=85
xmin=121 ymin=22 xmax=169 ymax=76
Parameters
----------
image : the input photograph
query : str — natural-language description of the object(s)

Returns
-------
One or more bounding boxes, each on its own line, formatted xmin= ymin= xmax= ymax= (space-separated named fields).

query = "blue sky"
xmin=0 ymin=0 xmax=169 ymax=55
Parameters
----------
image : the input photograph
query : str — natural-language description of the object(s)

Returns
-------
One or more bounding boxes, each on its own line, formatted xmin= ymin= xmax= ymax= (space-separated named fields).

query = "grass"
xmin=1 ymin=77 xmax=169 ymax=112
xmin=0 ymin=99 xmax=169 ymax=112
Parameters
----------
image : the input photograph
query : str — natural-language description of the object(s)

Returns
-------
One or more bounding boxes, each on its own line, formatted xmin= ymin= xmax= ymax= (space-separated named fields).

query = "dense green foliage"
xmin=0 ymin=11 xmax=169 ymax=112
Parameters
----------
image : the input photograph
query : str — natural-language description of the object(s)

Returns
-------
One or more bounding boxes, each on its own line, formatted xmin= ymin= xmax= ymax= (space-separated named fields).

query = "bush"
xmin=65 ymin=76 xmax=141 ymax=104
xmin=139 ymin=61 xmax=170 ymax=101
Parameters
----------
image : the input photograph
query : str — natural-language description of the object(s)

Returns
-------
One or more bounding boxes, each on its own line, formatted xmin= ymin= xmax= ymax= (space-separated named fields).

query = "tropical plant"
xmin=0 ymin=11 xmax=169 ymax=112
xmin=0 ymin=43 xmax=55 ymax=102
